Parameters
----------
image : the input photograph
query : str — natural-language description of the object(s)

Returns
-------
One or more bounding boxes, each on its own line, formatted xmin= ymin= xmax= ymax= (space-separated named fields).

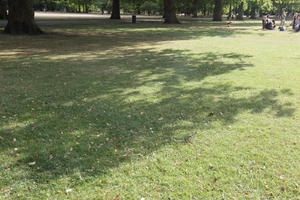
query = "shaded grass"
xmin=0 ymin=21 xmax=300 ymax=199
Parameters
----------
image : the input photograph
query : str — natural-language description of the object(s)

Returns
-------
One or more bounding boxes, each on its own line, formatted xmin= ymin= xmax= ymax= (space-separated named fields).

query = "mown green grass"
xmin=0 ymin=20 xmax=300 ymax=199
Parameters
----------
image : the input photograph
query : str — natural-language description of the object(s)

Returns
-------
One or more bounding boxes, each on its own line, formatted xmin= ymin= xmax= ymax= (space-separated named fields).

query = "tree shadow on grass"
xmin=0 ymin=21 xmax=267 ymax=61
xmin=0 ymin=48 xmax=295 ymax=190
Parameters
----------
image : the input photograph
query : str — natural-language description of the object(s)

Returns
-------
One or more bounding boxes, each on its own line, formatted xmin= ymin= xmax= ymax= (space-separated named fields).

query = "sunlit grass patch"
xmin=0 ymin=20 xmax=300 ymax=199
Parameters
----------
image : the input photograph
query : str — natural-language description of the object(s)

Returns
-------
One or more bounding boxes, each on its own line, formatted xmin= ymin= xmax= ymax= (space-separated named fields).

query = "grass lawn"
xmin=0 ymin=20 xmax=300 ymax=199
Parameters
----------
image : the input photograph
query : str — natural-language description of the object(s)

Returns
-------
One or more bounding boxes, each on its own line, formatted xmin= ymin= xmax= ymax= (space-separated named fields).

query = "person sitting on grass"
xmin=280 ymin=10 xmax=286 ymax=27
xmin=266 ymin=19 xmax=276 ymax=30
xmin=294 ymin=13 xmax=300 ymax=32
xmin=262 ymin=15 xmax=267 ymax=29
xmin=262 ymin=15 xmax=276 ymax=30
xmin=292 ymin=12 xmax=298 ymax=30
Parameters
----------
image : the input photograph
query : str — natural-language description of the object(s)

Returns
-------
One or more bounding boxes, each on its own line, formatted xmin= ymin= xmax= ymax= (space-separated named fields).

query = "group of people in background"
xmin=262 ymin=12 xmax=300 ymax=32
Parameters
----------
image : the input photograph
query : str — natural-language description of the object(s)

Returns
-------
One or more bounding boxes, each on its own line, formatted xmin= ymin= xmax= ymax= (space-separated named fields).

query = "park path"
xmin=0 ymin=19 xmax=128 ymax=27
xmin=0 ymin=19 xmax=164 ymax=27
xmin=0 ymin=11 xmax=214 ymax=27
xmin=0 ymin=12 xmax=164 ymax=27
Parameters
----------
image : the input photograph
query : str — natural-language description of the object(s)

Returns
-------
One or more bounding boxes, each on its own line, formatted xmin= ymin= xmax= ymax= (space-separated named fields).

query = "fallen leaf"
xmin=28 ymin=161 xmax=36 ymax=166
xmin=65 ymin=188 xmax=73 ymax=193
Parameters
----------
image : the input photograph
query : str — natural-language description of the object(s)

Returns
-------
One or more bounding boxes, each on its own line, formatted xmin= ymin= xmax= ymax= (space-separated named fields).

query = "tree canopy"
xmin=30 ymin=0 xmax=300 ymax=16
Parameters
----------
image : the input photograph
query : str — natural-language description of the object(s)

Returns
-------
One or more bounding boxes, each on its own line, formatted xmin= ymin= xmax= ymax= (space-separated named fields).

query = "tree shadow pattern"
xmin=0 ymin=20 xmax=267 ymax=61
xmin=0 ymin=47 xmax=295 ymax=186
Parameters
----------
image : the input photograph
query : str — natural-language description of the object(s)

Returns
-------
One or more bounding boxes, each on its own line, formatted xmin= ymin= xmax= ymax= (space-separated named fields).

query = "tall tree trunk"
xmin=0 ymin=0 xmax=7 ymax=19
xmin=135 ymin=3 xmax=141 ymax=14
xmin=110 ymin=0 xmax=120 ymax=19
xmin=163 ymin=0 xmax=167 ymax=18
xmin=164 ymin=0 xmax=179 ymax=24
xmin=4 ymin=0 xmax=43 ymax=34
xmin=250 ymin=2 xmax=257 ymax=19
xmin=237 ymin=2 xmax=244 ymax=20
xmin=202 ymin=4 xmax=207 ymax=16
xmin=84 ymin=3 xmax=88 ymax=13
xmin=227 ymin=1 xmax=232 ymax=19
xmin=77 ymin=0 xmax=80 ymax=12
xmin=192 ymin=0 xmax=199 ymax=18
xmin=213 ymin=0 xmax=223 ymax=21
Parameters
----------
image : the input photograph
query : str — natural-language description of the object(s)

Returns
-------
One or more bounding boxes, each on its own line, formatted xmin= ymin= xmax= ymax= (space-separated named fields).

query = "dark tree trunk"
xmin=110 ymin=0 xmax=120 ymax=19
xmin=164 ymin=0 xmax=179 ymax=24
xmin=192 ymin=0 xmax=199 ymax=18
xmin=135 ymin=3 xmax=141 ymax=15
xmin=202 ymin=4 xmax=207 ymax=16
xmin=213 ymin=0 xmax=223 ymax=21
xmin=4 ymin=0 xmax=43 ymax=34
xmin=250 ymin=2 xmax=257 ymax=19
xmin=77 ymin=0 xmax=80 ymax=12
xmin=163 ymin=0 xmax=167 ymax=18
xmin=0 ymin=0 xmax=7 ymax=19
xmin=227 ymin=1 xmax=232 ymax=19
xmin=84 ymin=3 xmax=89 ymax=13
xmin=237 ymin=2 xmax=244 ymax=20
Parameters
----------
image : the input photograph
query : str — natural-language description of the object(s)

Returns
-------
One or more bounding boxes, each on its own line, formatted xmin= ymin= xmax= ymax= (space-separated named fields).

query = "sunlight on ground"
xmin=0 ymin=21 xmax=300 ymax=199
xmin=0 ymin=120 xmax=36 ymax=131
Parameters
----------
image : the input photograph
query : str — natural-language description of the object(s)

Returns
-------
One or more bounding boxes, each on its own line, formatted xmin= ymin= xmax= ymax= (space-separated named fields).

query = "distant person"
xmin=272 ymin=19 xmax=276 ymax=28
xmin=295 ymin=14 xmax=300 ymax=32
xmin=280 ymin=10 xmax=286 ymax=26
xmin=262 ymin=15 xmax=275 ymax=30
xmin=266 ymin=18 xmax=275 ymax=30
xmin=292 ymin=13 xmax=298 ymax=30
xmin=262 ymin=15 xmax=267 ymax=29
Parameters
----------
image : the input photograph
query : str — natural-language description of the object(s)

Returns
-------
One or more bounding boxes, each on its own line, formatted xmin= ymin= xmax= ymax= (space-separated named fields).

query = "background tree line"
xmin=28 ymin=0 xmax=300 ymax=17
xmin=1 ymin=0 xmax=300 ymax=34
xmin=1 ymin=0 xmax=299 ymax=19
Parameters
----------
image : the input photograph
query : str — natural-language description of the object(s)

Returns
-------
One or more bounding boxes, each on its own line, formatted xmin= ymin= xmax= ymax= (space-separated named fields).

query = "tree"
xmin=163 ymin=0 xmax=167 ymax=17
xmin=0 ymin=0 xmax=7 ymax=19
xmin=140 ymin=1 xmax=160 ymax=15
xmin=177 ymin=0 xmax=192 ymax=16
xmin=236 ymin=1 xmax=244 ymax=20
xmin=110 ymin=0 xmax=121 ymax=19
xmin=213 ymin=0 xmax=223 ymax=21
xmin=248 ymin=0 xmax=258 ymax=19
xmin=4 ymin=0 xmax=43 ymax=34
xmin=192 ymin=0 xmax=200 ymax=17
xmin=164 ymin=0 xmax=179 ymax=23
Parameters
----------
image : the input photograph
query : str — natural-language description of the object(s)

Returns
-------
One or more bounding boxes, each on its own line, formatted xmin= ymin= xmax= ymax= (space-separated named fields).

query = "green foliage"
xmin=140 ymin=1 xmax=160 ymax=15
xmin=176 ymin=1 xmax=193 ymax=15
xmin=31 ymin=0 xmax=300 ymax=15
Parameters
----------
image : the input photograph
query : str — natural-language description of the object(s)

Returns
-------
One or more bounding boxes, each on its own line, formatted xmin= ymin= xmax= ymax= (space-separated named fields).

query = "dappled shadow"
xmin=0 ymin=47 xmax=295 ymax=185
xmin=0 ymin=21 xmax=267 ymax=61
